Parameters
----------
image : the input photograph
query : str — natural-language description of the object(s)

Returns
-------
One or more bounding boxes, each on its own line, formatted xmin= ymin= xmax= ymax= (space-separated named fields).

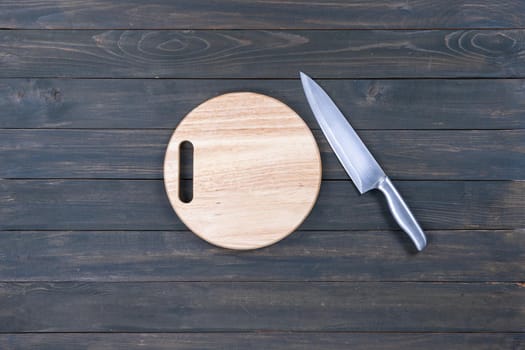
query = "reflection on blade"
xmin=300 ymin=72 xmax=385 ymax=193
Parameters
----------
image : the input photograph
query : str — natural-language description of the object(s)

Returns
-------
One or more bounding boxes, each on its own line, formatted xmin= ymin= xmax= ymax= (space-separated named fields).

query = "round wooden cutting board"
xmin=164 ymin=92 xmax=322 ymax=250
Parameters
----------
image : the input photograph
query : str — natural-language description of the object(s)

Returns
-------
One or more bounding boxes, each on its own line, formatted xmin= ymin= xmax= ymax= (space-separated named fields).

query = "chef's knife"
xmin=300 ymin=72 xmax=427 ymax=251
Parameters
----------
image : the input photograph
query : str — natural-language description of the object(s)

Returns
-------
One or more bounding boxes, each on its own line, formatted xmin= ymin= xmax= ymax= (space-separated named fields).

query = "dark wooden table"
xmin=0 ymin=1 xmax=524 ymax=349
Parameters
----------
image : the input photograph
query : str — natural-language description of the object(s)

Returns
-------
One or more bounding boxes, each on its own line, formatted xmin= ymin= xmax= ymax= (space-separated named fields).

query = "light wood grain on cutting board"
xmin=164 ymin=92 xmax=321 ymax=249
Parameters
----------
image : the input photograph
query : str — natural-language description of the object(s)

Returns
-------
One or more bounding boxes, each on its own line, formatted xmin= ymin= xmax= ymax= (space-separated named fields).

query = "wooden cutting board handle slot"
xmin=178 ymin=140 xmax=194 ymax=203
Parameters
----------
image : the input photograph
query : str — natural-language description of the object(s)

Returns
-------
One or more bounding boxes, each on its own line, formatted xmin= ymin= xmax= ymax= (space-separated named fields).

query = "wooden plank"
xmin=1 ymin=30 xmax=525 ymax=78
xmin=0 ymin=282 xmax=522 ymax=332
xmin=0 ymin=333 xmax=522 ymax=350
xmin=0 ymin=180 xmax=522 ymax=230
xmin=1 ymin=1 xmax=524 ymax=29
xmin=1 ymin=130 xmax=523 ymax=180
xmin=2 ymin=79 xmax=524 ymax=130
xmin=0 ymin=230 xmax=521 ymax=282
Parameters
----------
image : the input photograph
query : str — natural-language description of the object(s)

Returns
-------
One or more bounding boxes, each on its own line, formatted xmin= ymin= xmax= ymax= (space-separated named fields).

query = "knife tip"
xmin=299 ymin=71 xmax=309 ymax=81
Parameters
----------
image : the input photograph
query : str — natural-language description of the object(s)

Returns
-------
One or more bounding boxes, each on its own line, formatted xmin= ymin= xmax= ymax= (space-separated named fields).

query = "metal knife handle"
xmin=377 ymin=177 xmax=427 ymax=251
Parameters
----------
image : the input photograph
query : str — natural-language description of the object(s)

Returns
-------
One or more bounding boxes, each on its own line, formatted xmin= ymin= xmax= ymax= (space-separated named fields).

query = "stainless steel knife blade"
xmin=300 ymin=72 xmax=427 ymax=251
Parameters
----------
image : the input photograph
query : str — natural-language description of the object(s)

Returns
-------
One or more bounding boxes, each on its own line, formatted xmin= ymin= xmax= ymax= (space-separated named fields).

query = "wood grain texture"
xmin=0 ymin=333 xmax=522 ymax=350
xmin=1 ymin=130 xmax=522 ymax=180
xmin=1 ymin=79 xmax=524 ymax=130
xmin=1 ymin=0 xmax=523 ymax=345
xmin=0 ymin=180 xmax=522 ymax=231
xmin=164 ymin=92 xmax=321 ymax=249
xmin=0 ymin=282 xmax=522 ymax=332
xmin=1 ymin=1 xmax=524 ymax=29
xmin=1 ymin=30 xmax=525 ymax=78
xmin=0 ymin=230 xmax=521 ymax=282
